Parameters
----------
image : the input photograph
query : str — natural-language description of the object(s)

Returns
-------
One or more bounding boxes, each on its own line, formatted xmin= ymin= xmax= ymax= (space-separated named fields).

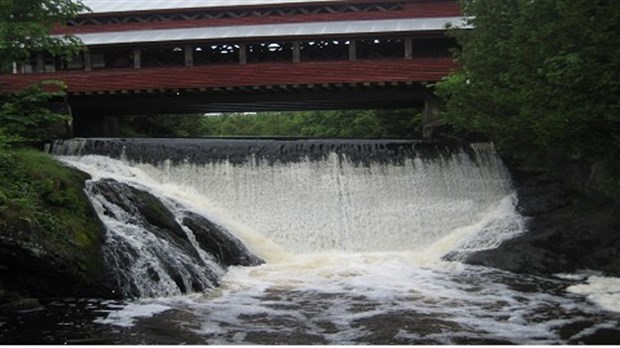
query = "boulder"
xmin=0 ymin=207 xmax=115 ymax=300
xmin=90 ymin=179 xmax=202 ymax=262
xmin=515 ymin=183 xmax=571 ymax=216
xmin=183 ymin=212 xmax=263 ymax=267
xmin=461 ymin=162 xmax=620 ymax=277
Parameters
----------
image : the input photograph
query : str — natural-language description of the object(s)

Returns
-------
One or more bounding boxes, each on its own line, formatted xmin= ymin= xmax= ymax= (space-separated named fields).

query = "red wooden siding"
xmin=0 ymin=58 xmax=456 ymax=94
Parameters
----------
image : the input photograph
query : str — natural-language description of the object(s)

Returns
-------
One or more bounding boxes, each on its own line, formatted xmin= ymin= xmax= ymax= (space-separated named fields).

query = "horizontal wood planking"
xmin=0 ymin=58 xmax=456 ymax=93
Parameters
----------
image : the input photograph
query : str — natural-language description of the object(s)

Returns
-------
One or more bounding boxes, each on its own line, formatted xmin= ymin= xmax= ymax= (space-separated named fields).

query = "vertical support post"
xmin=133 ymin=48 xmax=141 ymax=69
xmin=84 ymin=51 xmax=92 ymax=71
xmin=184 ymin=45 xmax=194 ymax=67
xmin=422 ymin=94 xmax=444 ymax=138
xmin=404 ymin=37 xmax=413 ymax=60
xmin=101 ymin=116 xmax=120 ymax=137
xmin=36 ymin=53 xmax=45 ymax=73
xmin=292 ymin=41 xmax=301 ymax=63
xmin=239 ymin=43 xmax=247 ymax=65
xmin=348 ymin=39 xmax=357 ymax=61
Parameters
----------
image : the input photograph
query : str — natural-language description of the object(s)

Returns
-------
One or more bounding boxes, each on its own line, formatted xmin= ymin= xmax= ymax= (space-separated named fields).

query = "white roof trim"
xmin=75 ymin=17 xmax=467 ymax=46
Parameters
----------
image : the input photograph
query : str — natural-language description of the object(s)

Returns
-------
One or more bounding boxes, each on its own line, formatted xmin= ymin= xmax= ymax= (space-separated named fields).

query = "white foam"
xmin=567 ymin=276 xmax=620 ymax=313
xmin=135 ymin=150 xmax=513 ymax=255
xmin=94 ymin=303 xmax=172 ymax=328
xmin=555 ymin=273 xmax=589 ymax=281
xmin=58 ymin=155 xmax=287 ymax=262
xmin=177 ymin=258 xmax=614 ymax=344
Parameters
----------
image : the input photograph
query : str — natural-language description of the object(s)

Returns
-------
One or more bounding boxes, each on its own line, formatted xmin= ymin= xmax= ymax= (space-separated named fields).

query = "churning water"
xmin=2 ymin=138 xmax=618 ymax=344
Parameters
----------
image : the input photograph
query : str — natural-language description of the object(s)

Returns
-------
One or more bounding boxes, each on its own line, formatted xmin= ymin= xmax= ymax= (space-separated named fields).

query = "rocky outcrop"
xmin=183 ymin=212 xmax=263 ymax=267
xmin=88 ymin=179 xmax=263 ymax=297
xmin=460 ymin=161 xmax=620 ymax=277
xmin=0 ymin=228 xmax=111 ymax=302
xmin=0 ymin=155 xmax=264 ymax=306
xmin=0 ymin=161 xmax=115 ymax=309
xmin=91 ymin=179 xmax=263 ymax=270
xmin=91 ymin=179 xmax=204 ymax=262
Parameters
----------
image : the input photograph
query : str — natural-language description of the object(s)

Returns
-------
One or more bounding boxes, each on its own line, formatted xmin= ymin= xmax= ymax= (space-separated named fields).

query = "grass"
xmin=0 ymin=148 xmax=106 ymax=281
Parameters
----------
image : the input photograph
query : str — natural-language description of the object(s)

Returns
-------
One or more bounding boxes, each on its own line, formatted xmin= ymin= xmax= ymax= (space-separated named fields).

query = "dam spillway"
xmin=52 ymin=138 xmax=519 ymax=256
xmin=32 ymin=137 xmax=620 ymax=345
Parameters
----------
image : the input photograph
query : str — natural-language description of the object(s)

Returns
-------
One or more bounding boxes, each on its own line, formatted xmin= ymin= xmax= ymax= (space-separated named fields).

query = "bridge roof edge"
xmin=71 ymin=16 xmax=468 ymax=46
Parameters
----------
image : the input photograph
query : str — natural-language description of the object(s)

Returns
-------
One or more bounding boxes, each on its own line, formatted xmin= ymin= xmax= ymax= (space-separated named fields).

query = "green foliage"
xmin=120 ymin=109 xmax=423 ymax=138
xmin=119 ymin=114 xmax=208 ymax=138
xmin=0 ymin=0 xmax=88 ymax=73
xmin=0 ymin=1 xmax=104 ymax=291
xmin=0 ymin=0 xmax=87 ymax=145
xmin=1 ymin=149 xmax=77 ymax=213
xmin=436 ymin=0 xmax=620 ymax=164
xmin=0 ymin=149 xmax=104 ymax=269
xmin=0 ymin=80 xmax=70 ymax=143
xmin=0 ymin=128 xmax=21 ymax=149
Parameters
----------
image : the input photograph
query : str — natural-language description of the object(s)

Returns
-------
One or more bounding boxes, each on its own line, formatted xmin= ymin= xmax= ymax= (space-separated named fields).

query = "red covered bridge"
xmin=0 ymin=0 xmax=464 ymax=135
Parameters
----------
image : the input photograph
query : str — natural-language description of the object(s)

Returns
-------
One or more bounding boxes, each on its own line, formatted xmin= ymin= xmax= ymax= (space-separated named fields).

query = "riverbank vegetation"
xmin=437 ymin=0 xmax=620 ymax=278
xmin=118 ymin=109 xmax=424 ymax=139
xmin=0 ymin=0 xmax=113 ymax=306
xmin=0 ymin=149 xmax=109 ymax=301
xmin=0 ymin=89 xmax=111 ymax=302
xmin=436 ymin=0 xmax=620 ymax=197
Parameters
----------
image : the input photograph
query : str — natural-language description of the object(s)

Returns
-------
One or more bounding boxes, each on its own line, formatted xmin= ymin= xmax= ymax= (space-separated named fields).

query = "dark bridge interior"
xmin=71 ymin=82 xmax=429 ymax=137
xmin=70 ymin=83 xmax=427 ymax=115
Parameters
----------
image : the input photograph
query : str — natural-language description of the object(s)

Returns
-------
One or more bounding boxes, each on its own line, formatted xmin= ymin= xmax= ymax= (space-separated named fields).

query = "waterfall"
xmin=52 ymin=138 xmax=524 ymax=297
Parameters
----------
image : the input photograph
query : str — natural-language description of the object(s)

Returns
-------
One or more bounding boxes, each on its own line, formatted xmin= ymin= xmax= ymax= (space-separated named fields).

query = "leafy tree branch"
xmin=436 ymin=0 xmax=620 ymax=165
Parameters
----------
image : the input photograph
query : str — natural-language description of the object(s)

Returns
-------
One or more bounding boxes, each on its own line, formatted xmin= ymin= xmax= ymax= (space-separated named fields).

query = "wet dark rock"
xmin=89 ymin=180 xmax=221 ymax=296
xmin=0 ymin=149 xmax=115 ymax=301
xmin=464 ymin=202 xmax=620 ymax=276
xmin=573 ymin=328 xmax=620 ymax=345
xmin=89 ymin=179 xmax=262 ymax=297
xmin=182 ymin=212 xmax=264 ymax=267
xmin=90 ymin=179 xmax=205 ymax=263
xmin=91 ymin=179 xmax=186 ymax=239
xmin=461 ymin=162 xmax=620 ymax=277
xmin=0 ymin=184 xmax=114 ymax=300
xmin=515 ymin=183 xmax=571 ymax=216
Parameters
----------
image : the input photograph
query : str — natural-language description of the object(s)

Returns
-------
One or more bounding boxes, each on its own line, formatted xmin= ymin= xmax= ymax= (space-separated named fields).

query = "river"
xmin=1 ymin=138 xmax=619 ymax=344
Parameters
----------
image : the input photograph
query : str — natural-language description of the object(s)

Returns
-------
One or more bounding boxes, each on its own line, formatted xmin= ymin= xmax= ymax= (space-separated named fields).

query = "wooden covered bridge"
xmin=0 ymin=0 xmax=464 ymax=136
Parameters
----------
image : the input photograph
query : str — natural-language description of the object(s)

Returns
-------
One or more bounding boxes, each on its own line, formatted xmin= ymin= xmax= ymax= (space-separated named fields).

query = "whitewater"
xmin=5 ymin=138 xmax=616 ymax=344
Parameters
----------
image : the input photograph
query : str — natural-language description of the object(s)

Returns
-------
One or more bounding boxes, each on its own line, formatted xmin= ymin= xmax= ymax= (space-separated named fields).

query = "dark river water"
xmin=2 ymin=264 xmax=620 ymax=345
